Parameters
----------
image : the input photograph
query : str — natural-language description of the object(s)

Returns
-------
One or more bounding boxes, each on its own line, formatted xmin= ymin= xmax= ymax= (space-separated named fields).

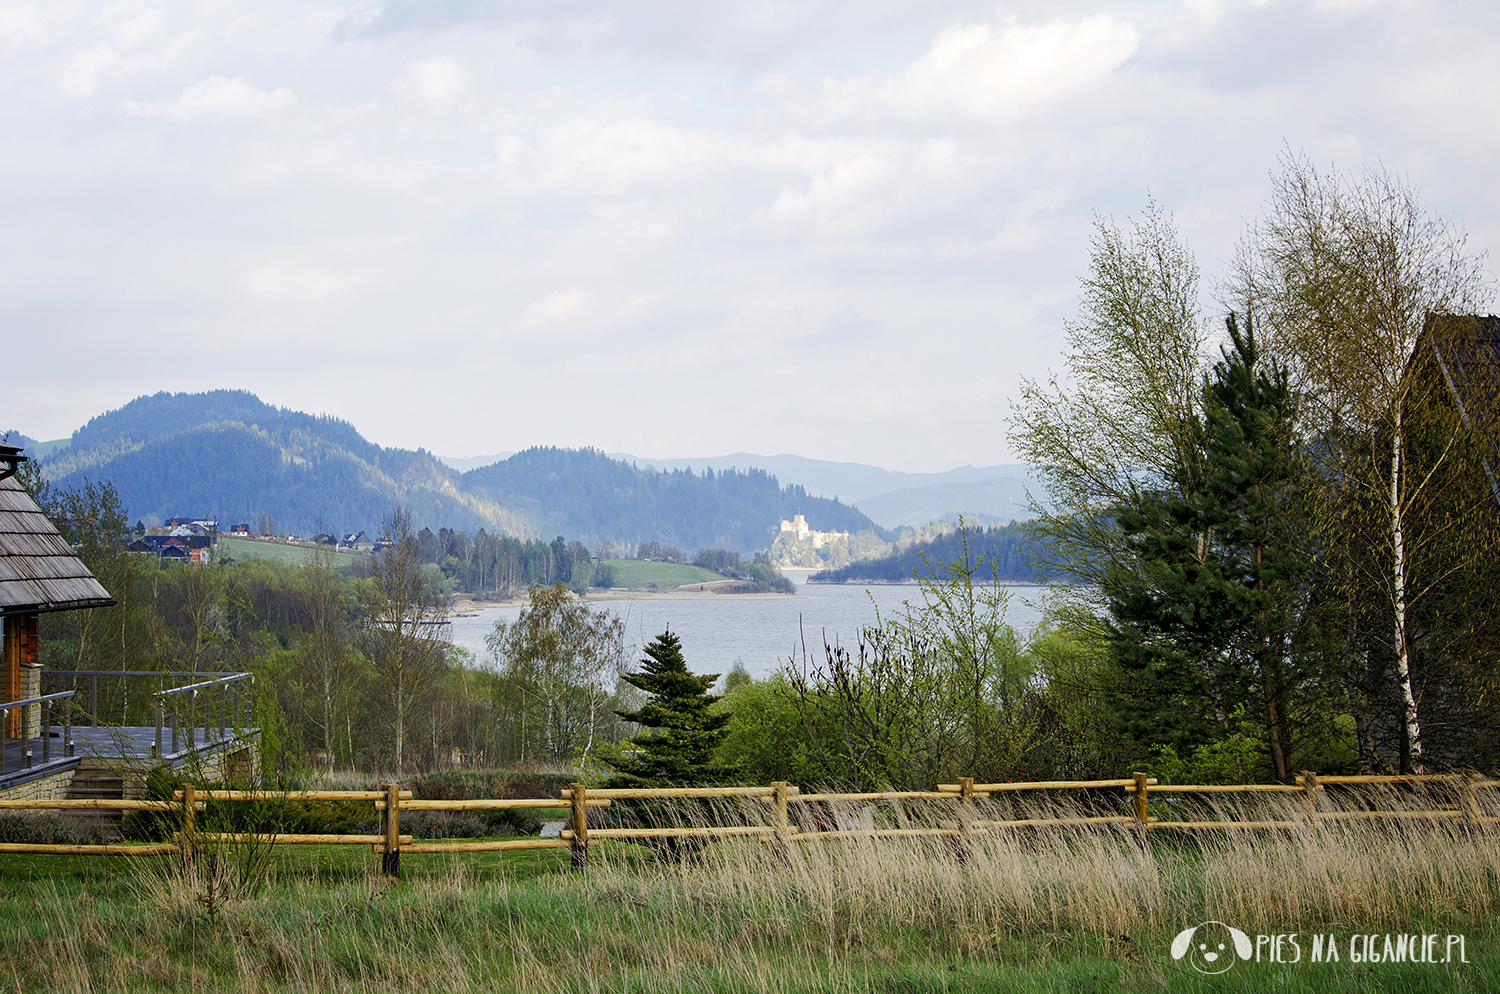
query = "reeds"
xmin=3 ymin=787 xmax=1497 ymax=992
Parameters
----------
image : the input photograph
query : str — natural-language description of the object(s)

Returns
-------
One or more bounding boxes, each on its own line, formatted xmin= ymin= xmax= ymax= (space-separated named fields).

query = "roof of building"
xmin=1424 ymin=314 xmax=1500 ymax=508
xmin=0 ymin=462 xmax=114 ymax=616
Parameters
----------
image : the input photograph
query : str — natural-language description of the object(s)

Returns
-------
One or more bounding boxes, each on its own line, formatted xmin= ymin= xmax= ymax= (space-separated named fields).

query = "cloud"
xmin=59 ymin=44 xmax=123 ymax=98
xmin=125 ymin=75 xmax=296 ymax=121
xmin=9 ymin=0 xmax=1500 ymax=470
xmin=805 ymin=13 xmax=1141 ymax=128
xmin=757 ymin=153 xmax=900 ymax=240
xmin=237 ymin=264 xmax=347 ymax=303
xmin=0 ymin=5 xmax=45 ymax=52
xmin=116 ymin=10 xmax=163 ymax=48
xmin=390 ymin=56 xmax=469 ymax=111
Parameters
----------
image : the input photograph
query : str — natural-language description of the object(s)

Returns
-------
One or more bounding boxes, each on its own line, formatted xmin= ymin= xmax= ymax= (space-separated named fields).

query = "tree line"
xmin=807 ymin=521 xmax=1039 ymax=584
xmin=1010 ymin=154 xmax=1500 ymax=778
xmin=20 ymin=154 xmax=1498 ymax=788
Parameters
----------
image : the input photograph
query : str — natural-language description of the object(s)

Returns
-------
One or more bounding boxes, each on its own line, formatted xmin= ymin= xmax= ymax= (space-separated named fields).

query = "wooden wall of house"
xmin=4 ymin=613 xmax=38 ymax=737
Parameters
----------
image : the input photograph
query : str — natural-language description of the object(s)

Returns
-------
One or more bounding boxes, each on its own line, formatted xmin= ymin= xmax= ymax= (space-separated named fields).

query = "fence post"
xmin=40 ymin=700 xmax=49 ymax=764
xmin=64 ymin=696 xmax=73 ymax=758
xmin=22 ymin=703 xmax=31 ymax=769
xmin=1461 ymin=773 xmax=1482 ymax=828
xmin=1302 ymin=771 xmax=1319 ymax=827
xmin=771 ymin=780 xmax=790 ymax=858
xmin=955 ymin=776 xmax=975 ymax=862
xmin=382 ymin=782 xmax=401 ymax=878
xmin=570 ymin=782 xmax=589 ymax=870
xmin=181 ymin=783 xmax=197 ymax=872
xmin=1132 ymin=772 xmax=1149 ymax=833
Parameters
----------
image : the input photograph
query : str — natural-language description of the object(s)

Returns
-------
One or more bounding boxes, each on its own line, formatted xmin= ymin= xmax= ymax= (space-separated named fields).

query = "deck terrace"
xmin=0 ymin=725 xmax=260 ymax=792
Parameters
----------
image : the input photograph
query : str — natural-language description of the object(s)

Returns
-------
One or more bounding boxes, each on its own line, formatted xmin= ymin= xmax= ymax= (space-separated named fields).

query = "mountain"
xmin=464 ymin=447 xmax=889 ymax=551
xmin=854 ymin=478 xmax=1036 ymax=529
xmin=2 ymin=431 xmax=68 ymax=458
xmin=437 ymin=451 xmax=515 ymax=473
xmin=31 ymin=391 xmax=889 ymax=553
xmin=809 ymin=522 xmax=1040 ymax=583
xmin=40 ymin=391 xmax=531 ymax=538
xmin=605 ymin=452 xmax=1030 ymax=502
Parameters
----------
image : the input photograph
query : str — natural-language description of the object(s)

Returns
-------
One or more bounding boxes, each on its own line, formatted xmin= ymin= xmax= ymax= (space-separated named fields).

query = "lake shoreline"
xmin=449 ymin=588 xmax=800 ymax=612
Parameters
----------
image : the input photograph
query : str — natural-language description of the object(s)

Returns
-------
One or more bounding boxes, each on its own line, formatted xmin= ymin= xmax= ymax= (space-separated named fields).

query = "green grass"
xmin=600 ymin=559 xmax=727 ymax=588
xmin=3 ymin=804 xmax=1498 ymax=993
xmin=217 ymin=536 xmax=369 ymax=568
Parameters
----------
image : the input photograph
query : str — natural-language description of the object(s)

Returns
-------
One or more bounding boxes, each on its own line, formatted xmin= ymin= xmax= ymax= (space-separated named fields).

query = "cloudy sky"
xmin=3 ymin=0 xmax=1498 ymax=471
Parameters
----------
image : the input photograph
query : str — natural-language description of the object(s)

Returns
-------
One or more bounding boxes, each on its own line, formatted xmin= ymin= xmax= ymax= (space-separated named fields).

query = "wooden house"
xmin=0 ymin=443 xmax=257 ymax=810
xmin=1418 ymin=314 xmax=1500 ymax=509
xmin=0 ymin=443 xmax=113 ymax=739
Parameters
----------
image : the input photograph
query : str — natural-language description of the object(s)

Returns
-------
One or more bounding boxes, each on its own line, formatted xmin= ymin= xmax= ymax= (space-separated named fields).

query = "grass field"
xmin=3 ymin=792 xmax=1497 ymax=992
xmin=217 ymin=536 xmax=369 ymax=568
xmin=601 ymin=559 xmax=726 ymax=588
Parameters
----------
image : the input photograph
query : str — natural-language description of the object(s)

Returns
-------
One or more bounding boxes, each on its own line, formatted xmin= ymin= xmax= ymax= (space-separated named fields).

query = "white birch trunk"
xmin=1390 ymin=417 xmax=1424 ymax=772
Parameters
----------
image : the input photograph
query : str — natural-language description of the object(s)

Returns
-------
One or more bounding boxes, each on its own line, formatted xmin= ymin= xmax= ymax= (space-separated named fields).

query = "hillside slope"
xmin=809 ymin=522 xmax=1040 ymax=583
xmin=464 ymin=447 xmax=889 ymax=552
xmin=854 ymin=478 xmax=1035 ymax=529
xmin=36 ymin=392 xmax=888 ymax=553
xmin=42 ymin=391 xmax=532 ymax=538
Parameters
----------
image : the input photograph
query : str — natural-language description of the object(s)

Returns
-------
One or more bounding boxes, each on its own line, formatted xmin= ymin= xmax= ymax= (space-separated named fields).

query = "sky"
xmin=4 ymin=0 xmax=1499 ymax=472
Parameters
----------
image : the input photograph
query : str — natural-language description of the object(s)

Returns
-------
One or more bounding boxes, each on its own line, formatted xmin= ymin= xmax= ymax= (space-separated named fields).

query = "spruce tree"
xmin=1107 ymin=314 xmax=1317 ymax=780
xmin=601 ymin=628 xmax=736 ymax=787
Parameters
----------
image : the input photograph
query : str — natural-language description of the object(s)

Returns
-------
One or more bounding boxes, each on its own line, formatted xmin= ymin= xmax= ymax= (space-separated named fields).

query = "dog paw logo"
xmin=1170 ymin=921 xmax=1253 ymax=974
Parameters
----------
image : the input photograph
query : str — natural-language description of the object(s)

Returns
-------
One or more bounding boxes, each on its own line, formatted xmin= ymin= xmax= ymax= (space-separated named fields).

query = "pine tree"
xmin=601 ymin=628 xmax=735 ymax=787
xmin=1107 ymin=314 xmax=1319 ymax=780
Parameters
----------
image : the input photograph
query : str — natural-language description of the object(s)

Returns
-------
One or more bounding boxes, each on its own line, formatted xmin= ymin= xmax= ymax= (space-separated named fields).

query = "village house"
xmin=343 ymin=531 xmax=375 ymax=552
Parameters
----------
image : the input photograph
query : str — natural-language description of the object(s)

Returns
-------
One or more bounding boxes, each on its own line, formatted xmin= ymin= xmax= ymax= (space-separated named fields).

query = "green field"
xmin=600 ymin=559 xmax=725 ymax=588
xmin=1 ymin=826 xmax=1495 ymax=993
xmin=217 ymin=535 xmax=369 ymax=568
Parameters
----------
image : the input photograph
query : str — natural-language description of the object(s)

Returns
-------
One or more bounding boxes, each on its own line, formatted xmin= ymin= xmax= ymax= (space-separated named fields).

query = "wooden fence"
xmin=0 ymin=772 xmax=1494 ymax=872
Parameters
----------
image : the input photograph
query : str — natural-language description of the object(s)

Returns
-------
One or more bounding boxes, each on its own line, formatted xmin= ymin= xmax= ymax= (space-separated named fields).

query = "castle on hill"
xmin=778 ymin=514 xmax=849 ymax=549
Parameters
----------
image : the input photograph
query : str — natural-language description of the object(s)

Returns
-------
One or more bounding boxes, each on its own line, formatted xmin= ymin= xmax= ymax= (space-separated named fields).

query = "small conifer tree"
xmin=601 ymin=628 xmax=735 ymax=787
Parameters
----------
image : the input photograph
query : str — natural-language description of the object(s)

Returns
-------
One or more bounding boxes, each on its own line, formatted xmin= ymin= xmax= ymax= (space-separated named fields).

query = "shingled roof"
xmin=1425 ymin=314 xmax=1500 ymax=508
xmin=0 ymin=448 xmax=113 ymax=616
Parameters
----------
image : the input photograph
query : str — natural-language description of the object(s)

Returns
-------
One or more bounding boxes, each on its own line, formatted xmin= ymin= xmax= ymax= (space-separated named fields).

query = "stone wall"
xmin=20 ymin=663 xmax=40 ymax=739
xmin=0 ymin=764 xmax=76 ymax=802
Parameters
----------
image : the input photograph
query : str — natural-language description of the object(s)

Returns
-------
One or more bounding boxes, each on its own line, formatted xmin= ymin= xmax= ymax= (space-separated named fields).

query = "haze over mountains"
xmin=436 ymin=451 xmax=1037 ymax=529
xmin=13 ymin=390 xmax=969 ymax=551
xmin=10 ymin=390 xmax=1033 ymax=547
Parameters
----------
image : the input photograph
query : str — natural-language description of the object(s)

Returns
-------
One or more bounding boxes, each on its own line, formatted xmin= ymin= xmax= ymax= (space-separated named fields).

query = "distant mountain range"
xmin=436 ymin=450 xmax=1039 ymax=529
xmin=14 ymin=391 xmax=892 ymax=551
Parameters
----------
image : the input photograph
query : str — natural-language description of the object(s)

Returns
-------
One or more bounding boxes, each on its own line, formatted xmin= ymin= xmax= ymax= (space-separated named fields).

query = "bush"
xmin=0 ymin=811 xmax=107 ymax=845
xmin=357 ymin=809 xmax=531 ymax=839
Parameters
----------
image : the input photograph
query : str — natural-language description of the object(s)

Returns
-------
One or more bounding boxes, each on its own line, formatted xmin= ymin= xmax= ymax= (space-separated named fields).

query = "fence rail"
xmin=0 ymin=771 xmax=1493 ymax=870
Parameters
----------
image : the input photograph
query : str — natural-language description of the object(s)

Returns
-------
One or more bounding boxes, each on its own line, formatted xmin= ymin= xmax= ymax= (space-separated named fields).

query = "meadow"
xmin=598 ymin=559 xmax=728 ymax=589
xmin=216 ymin=536 xmax=370 ymax=568
xmin=2 ymin=791 xmax=1495 ymax=993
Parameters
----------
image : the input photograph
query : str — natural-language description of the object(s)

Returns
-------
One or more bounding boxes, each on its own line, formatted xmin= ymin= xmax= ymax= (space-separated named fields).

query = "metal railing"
xmin=0 ymin=690 xmax=76 ymax=776
xmin=39 ymin=670 xmax=254 ymax=762
xmin=152 ymin=673 xmax=254 ymax=760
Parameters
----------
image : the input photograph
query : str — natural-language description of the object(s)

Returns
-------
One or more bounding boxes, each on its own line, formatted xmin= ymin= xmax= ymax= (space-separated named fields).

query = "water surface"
xmin=447 ymin=572 xmax=1051 ymax=680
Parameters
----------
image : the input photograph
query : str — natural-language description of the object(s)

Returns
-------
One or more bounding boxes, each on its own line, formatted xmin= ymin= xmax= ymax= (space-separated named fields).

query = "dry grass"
xmin=2 ymin=788 xmax=1498 ymax=992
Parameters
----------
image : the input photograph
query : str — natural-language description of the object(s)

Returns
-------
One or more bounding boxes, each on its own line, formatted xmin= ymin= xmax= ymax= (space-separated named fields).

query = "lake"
xmin=447 ymin=572 xmax=1052 ymax=680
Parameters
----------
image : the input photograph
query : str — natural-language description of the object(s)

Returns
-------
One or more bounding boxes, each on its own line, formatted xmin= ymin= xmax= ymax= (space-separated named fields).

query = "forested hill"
xmin=40 ymin=391 xmax=531 ymax=538
xmin=808 ymin=523 xmax=1040 ymax=583
xmin=463 ymin=447 xmax=890 ymax=552
xmin=34 ymin=392 xmax=888 ymax=552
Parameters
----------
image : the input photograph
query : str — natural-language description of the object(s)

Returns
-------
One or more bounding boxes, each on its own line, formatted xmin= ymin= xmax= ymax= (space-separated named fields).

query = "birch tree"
xmin=367 ymin=506 xmax=448 ymax=771
xmin=1009 ymin=201 xmax=1211 ymax=600
xmin=1232 ymin=153 xmax=1493 ymax=772
xmin=486 ymin=583 xmax=625 ymax=769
